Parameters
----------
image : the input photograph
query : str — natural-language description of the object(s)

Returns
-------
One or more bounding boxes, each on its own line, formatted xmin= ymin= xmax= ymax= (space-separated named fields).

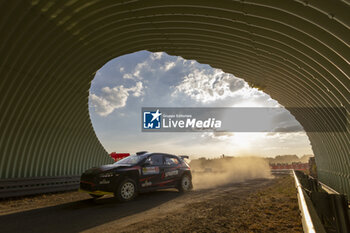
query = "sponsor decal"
xmin=142 ymin=166 xmax=160 ymax=175
xmin=165 ymin=170 xmax=179 ymax=177
xmin=99 ymin=172 xmax=114 ymax=178
xmin=99 ymin=179 xmax=110 ymax=184
xmin=141 ymin=181 xmax=152 ymax=187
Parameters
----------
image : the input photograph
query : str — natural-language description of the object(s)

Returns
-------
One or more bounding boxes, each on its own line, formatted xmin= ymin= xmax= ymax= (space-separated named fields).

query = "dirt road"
xmin=0 ymin=176 xmax=302 ymax=233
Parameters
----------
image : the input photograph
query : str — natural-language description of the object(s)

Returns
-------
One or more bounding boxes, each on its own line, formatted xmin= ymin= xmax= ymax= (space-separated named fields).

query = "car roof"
xmin=147 ymin=152 xmax=178 ymax=158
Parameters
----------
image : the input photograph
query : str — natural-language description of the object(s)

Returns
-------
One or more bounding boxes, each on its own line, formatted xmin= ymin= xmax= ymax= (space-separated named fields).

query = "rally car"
xmin=80 ymin=152 xmax=192 ymax=201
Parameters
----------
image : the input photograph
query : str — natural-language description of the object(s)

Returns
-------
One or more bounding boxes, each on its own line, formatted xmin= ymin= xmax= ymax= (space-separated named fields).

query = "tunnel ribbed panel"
xmin=0 ymin=0 xmax=349 ymax=195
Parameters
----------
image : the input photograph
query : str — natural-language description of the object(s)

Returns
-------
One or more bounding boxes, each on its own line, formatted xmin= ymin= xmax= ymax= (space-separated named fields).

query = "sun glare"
xmin=232 ymin=100 xmax=264 ymax=107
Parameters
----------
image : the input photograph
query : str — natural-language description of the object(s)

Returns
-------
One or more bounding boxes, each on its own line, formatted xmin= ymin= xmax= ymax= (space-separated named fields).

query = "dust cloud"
xmin=190 ymin=157 xmax=272 ymax=189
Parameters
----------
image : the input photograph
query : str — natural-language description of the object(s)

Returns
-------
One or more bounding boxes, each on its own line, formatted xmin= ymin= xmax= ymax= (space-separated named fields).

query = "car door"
xmin=160 ymin=155 xmax=182 ymax=187
xmin=139 ymin=154 xmax=164 ymax=189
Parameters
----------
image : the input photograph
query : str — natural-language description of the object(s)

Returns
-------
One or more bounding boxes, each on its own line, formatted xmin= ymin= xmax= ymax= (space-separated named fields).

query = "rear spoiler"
xmin=180 ymin=155 xmax=189 ymax=160
xmin=136 ymin=151 xmax=148 ymax=155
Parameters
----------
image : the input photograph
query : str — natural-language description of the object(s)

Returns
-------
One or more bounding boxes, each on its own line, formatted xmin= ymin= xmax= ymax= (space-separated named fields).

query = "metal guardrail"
xmin=0 ymin=176 xmax=80 ymax=198
xmin=293 ymin=170 xmax=320 ymax=233
xmin=318 ymin=181 xmax=340 ymax=195
xmin=271 ymin=169 xmax=293 ymax=175
xmin=294 ymin=170 xmax=350 ymax=233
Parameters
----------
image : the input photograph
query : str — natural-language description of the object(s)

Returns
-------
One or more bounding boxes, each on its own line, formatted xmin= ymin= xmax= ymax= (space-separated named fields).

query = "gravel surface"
xmin=0 ymin=176 xmax=302 ymax=233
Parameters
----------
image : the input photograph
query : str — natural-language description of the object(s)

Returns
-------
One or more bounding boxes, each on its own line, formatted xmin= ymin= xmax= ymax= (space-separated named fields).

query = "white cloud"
xmin=90 ymin=82 xmax=144 ymax=116
xmin=150 ymin=52 xmax=163 ymax=60
xmin=162 ymin=62 xmax=176 ymax=71
xmin=123 ymin=73 xmax=134 ymax=79
xmin=90 ymin=94 xmax=116 ymax=116
xmin=201 ymin=132 xmax=235 ymax=141
xmin=120 ymin=67 xmax=125 ymax=72
xmin=130 ymin=52 xmax=178 ymax=80
xmin=227 ymin=78 xmax=245 ymax=92
xmin=172 ymin=68 xmax=246 ymax=102
xmin=128 ymin=81 xmax=144 ymax=97
xmin=133 ymin=60 xmax=150 ymax=79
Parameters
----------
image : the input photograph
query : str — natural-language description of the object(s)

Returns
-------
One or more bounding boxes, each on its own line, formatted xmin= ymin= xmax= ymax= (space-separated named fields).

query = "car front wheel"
xmin=115 ymin=178 xmax=137 ymax=202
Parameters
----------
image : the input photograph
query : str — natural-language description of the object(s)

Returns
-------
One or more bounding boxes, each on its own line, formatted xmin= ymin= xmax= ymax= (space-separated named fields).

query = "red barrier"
xmin=110 ymin=152 xmax=130 ymax=162
xmin=270 ymin=163 xmax=309 ymax=171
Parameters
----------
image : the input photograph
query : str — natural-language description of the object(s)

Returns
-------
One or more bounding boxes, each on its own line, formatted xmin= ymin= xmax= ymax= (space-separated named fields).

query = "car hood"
xmin=83 ymin=163 xmax=133 ymax=175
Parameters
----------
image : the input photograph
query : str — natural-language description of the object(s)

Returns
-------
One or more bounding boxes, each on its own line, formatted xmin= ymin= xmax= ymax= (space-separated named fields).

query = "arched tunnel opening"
xmin=89 ymin=51 xmax=312 ymax=158
xmin=89 ymin=50 xmax=314 ymax=190
xmin=89 ymin=50 xmax=313 ymax=158
xmin=0 ymin=1 xmax=349 ymax=232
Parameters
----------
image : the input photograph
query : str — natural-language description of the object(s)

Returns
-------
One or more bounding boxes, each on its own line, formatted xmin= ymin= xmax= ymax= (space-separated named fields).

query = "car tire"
xmin=115 ymin=178 xmax=137 ymax=202
xmin=177 ymin=174 xmax=193 ymax=192
xmin=89 ymin=194 xmax=104 ymax=199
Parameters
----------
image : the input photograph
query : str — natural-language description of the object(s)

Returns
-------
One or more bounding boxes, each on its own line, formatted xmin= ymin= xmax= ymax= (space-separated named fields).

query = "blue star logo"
xmin=143 ymin=109 xmax=162 ymax=129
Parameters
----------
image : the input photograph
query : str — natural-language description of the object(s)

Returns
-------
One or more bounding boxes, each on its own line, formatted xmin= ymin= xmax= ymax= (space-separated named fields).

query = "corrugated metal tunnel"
xmin=0 ymin=1 xmax=349 ymax=196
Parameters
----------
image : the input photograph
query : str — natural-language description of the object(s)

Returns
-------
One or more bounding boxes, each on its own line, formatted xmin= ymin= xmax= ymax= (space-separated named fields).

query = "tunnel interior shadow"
xmin=0 ymin=190 xmax=181 ymax=233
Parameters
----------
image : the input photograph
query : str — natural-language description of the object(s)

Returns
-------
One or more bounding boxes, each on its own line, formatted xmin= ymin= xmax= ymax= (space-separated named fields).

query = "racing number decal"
xmin=142 ymin=166 xmax=160 ymax=175
xmin=164 ymin=170 xmax=178 ymax=177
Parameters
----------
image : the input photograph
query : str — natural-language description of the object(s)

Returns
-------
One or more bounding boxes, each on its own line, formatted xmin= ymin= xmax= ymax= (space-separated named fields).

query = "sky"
xmin=89 ymin=51 xmax=313 ymax=159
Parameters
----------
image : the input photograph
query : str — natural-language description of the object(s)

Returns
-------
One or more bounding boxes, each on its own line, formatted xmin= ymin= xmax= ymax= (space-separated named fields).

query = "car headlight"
xmin=99 ymin=172 xmax=114 ymax=178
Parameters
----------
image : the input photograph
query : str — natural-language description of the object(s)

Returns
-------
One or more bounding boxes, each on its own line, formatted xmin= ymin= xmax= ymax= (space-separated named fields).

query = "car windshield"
xmin=113 ymin=154 xmax=146 ymax=165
